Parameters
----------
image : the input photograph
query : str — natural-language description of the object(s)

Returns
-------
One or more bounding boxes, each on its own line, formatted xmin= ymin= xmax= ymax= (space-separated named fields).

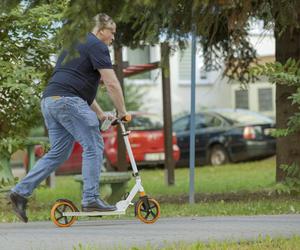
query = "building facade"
xmin=119 ymin=22 xmax=276 ymax=119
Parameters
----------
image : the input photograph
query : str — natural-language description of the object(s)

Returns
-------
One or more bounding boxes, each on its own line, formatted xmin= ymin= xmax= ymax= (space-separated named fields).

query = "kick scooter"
xmin=50 ymin=115 xmax=161 ymax=227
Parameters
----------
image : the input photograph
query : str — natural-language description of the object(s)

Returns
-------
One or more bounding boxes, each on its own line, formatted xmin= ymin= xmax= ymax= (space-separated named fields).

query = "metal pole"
xmin=189 ymin=25 xmax=196 ymax=204
xmin=113 ymin=45 xmax=127 ymax=171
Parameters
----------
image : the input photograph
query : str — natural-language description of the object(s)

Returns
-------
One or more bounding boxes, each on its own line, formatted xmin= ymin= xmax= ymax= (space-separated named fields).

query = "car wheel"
xmin=209 ymin=145 xmax=229 ymax=166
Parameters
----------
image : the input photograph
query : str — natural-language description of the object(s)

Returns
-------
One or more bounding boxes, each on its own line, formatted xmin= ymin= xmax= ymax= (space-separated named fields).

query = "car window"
xmin=173 ymin=117 xmax=189 ymax=132
xmin=175 ymin=114 xmax=224 ymax=131
xmin=204 ymin=114 xmax=223 ymax=127
xmin=195 ymin=114 xmax=206 ymax=129
xmin=216 ymin=109 xmax=274 ymax=125
xmin=128 ymin=114 xmax=163 ymax=131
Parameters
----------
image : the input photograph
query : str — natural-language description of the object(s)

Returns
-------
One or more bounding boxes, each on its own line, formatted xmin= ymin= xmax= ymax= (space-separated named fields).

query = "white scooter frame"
xmin=50 ymin=117 xmax=160 ymax=227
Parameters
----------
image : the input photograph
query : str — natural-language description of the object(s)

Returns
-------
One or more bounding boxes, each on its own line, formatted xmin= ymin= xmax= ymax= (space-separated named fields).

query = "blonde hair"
xmin=92 ymin=13 xmax=115 ymax=31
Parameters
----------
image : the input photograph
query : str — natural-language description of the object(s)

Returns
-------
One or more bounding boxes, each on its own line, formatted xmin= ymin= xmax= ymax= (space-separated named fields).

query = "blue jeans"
xmin=12 ymin=96 xmax=104 ymax=205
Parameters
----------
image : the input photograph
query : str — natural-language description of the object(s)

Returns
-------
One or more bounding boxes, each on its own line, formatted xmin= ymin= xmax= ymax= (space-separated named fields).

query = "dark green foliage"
xmin=276 ymin=162 xmax=300 ymax=194
xmin=3 ymin=1 xmax=299 ymax=81
xmin=251 ymin=59 xmax=300 ymax=137
xmin=0 ymin=2 xmax=64 ymax=184
xmin=0 ymin=3 xmax=63 ymax=153
xmin=0 ymin=0 xmax=20 ymax=12
xmin=251 ymin=59 xmax=300 ymax=189
xmin=0 ymin=63 xmax=43 ymax=155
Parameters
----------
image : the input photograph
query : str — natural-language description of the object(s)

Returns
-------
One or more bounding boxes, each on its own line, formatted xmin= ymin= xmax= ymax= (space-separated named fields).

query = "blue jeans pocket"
xmin=70 ymin=97 xmax=99 ymax=127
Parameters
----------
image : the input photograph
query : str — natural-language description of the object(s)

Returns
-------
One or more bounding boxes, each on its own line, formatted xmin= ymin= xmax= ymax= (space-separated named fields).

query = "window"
xmin=195 ymin=114 xmax=223 ymax=129
xmin=127 ymin=46 xmax=151 ymax=80
xmin=204 ymin=114 xmax=223 ymax=127
xmin=195 ymin=114 xmax=206 ymax=129
xmin=235 ymin=90 xmax=249 ymax=109
xmin=179 ymin=46 xmax=192 ymax=81
xmin=128 ymin=114 xmax=162 ymax=131
xmin=173 ymin=117 xmax=189 ymax=132
xmin=258 ymin=88 xmax=273 ymax=111
xmin=178 ymin=45 xmax=216 ymax=84
xmin=219 ymin=109 xmax=274 ymax=125
xmin=199 ymin=67 xmax=208 ymax=80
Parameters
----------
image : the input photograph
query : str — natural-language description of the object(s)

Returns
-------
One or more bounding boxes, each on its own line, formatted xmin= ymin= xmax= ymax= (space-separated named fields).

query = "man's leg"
xmin=9 ymin=129 xmax=74 ymax=222
xmin=12 ymin=130 xmax=74 ymax=197
xmin=59 ymin=97 xmax=102 ymax=204
xmin=58 ymin=97 xmax=115 ymax=210
xmin=10 ymin=98 xmax=75 ymax=221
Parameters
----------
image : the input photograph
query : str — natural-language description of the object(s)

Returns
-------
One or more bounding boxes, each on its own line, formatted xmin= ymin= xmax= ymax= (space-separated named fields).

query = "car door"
xmin=173 ymin=116 xmax=190 ymax=164
xmin=201 ymin=113 xmax=229 ymax=161
xmin=202 ymin=113 xmax=228 ymax=142
xmin=194 ymin=114 xmax=209 ymax=165
xmin=173 ymin=114 xmax=208 ymax=166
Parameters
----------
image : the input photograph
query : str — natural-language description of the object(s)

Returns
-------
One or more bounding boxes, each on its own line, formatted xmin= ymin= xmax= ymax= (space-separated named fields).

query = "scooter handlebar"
xmin=122 ymin=114 xmax=132 ymax=122
xmin=111 ymin=114 xmax=132 ymax=126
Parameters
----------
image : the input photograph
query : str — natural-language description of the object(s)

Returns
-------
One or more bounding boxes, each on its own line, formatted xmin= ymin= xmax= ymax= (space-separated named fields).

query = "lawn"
xmin=136 ymin=157 xmax=276 ymax=196
xmin=1 ymin=157 xmax=299 ymax=223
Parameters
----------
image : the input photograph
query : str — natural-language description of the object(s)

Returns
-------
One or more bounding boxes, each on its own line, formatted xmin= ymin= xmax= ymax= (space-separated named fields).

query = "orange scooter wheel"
xmin=50 ymin=201 xmax=77 ymax=227
xmin=135 ymin=198 xmax=160 ymax=224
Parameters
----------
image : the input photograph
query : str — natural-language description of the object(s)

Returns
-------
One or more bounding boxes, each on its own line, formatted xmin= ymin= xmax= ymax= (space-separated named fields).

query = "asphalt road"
xmin=0 ymin=215 xmax=300 ymax=250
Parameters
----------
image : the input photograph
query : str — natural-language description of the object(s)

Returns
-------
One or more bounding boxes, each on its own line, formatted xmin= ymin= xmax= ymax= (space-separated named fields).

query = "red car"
xmin=25 ymin=112 xmax=180 ymax=174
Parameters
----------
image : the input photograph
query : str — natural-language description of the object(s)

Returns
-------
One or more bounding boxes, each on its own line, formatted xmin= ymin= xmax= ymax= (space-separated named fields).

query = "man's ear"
xmin=95 ymin=29 xmax=102 ymax=37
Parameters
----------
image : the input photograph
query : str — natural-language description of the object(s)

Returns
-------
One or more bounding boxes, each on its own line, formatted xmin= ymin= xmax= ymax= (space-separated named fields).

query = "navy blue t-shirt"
xmin=43 ymin=33 xmax=112 ymax=105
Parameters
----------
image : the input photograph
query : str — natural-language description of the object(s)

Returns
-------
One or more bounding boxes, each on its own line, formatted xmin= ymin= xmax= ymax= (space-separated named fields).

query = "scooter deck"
xmin=63 ymin=210 xmax=126 ymax=217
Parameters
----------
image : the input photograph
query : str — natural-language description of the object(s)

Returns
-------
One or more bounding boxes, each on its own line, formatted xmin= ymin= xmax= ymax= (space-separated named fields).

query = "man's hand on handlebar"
xmin=100 ymin=112 xmax=131 ymax=131
xmin=120 ymin=113 xmax=132 ymax=123
xmin=111 ymin=113 xmax=132 ymax=126
xmin=115 ymin=110 xmax=131 ymax=123
xmin=99 ymin=112 xmax=115 ymax=122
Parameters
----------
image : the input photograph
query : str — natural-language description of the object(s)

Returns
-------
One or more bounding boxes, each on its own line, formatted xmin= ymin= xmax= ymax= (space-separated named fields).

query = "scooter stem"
xmin=119 ymin=122 xmax=139 ymax=175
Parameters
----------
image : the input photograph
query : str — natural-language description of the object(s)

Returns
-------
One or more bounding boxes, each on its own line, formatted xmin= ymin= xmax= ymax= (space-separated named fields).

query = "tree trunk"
xmin=161 ymin=42 xmax=175 ymax=185
xmin=0 ymin=154 xmax=14 ymax=186
xmin=275 ymin=17 xmax=300 ymax=182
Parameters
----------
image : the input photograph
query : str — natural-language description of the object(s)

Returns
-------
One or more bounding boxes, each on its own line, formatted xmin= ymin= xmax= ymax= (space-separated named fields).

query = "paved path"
xmin=0 ymin=215 xmax=299 ymax=250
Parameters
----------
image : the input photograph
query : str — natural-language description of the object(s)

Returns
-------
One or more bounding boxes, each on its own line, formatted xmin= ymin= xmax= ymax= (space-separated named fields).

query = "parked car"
xmin=25 ymin=112 xmax=180 ymax=174
xmin=173 ymin=109 xmax=276 ymax=166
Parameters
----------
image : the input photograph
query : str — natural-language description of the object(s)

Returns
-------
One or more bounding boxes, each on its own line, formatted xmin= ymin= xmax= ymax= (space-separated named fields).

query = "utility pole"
xmin=189 ymin=24 xmax=197 ymax=204
xmin=161 ymin=42 xmax=175 ymax=185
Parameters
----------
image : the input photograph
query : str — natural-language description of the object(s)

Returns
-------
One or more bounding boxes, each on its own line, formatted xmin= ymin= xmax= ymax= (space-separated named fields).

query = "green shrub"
xmin=0 ymin=4 xmax=63 ymax=184
xmin=276 ymin=162 xmax=300 ymax=194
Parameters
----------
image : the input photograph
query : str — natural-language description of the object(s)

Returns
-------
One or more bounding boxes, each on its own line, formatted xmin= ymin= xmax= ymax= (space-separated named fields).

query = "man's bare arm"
xmin=98 ymin=68 xmax=127 ymax=117
xmin=90 ymin=99 xmax=106 ymax=121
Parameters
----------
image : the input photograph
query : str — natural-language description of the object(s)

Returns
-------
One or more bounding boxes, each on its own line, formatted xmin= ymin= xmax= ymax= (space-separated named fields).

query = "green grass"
xmin=160 ymin=199 xmax=300 ymax=216
xmin=136 ymin=157 xmax=276 ymax=196
xmin=72 ymin=236 xmax=300 ymax=250
xmin=1 ymin=157 xmax=299 ymax=223
xmin=33 ymin=157 xmax=278 ymax=205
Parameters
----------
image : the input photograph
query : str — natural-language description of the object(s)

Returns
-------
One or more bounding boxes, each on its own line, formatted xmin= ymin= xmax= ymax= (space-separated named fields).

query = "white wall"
xmin=122 ymin=25 xmax=276 ymax=118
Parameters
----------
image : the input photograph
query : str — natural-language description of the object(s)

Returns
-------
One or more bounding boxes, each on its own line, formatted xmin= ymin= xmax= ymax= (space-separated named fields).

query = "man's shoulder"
xmin=86 ymin=33 xmax=107 ymax=50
